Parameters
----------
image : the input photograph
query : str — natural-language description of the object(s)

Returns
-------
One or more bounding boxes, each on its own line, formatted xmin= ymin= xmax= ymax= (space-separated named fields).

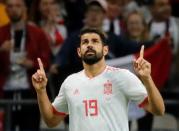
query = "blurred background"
xmin=0 ymin=0 xmax=179 ymax=131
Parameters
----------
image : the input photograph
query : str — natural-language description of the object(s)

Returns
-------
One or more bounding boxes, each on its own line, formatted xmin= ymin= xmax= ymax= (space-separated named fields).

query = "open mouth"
xmin=86 ymin=51 xmax=95 ymax=54
xmin=85 ymin=50 xmax=96 ymax=54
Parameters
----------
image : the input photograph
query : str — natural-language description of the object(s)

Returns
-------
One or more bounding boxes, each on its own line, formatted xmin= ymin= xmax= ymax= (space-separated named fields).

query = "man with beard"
xmin=0 ymin=0 xmax=50 ymax=130
xmin=32 ymin=28 xmax=165 ymax=131
xmin=50 ymin=0 xmax=155 ymax=98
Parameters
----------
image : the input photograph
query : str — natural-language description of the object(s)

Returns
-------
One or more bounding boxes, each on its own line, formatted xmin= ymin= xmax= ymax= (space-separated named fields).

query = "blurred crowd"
xmin=0 ymin=0 xmax=179 ymax=131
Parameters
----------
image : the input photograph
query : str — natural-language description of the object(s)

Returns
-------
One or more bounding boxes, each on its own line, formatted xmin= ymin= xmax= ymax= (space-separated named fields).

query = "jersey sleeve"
xmin=121 ymin=70 xmax=148 ymax=107
xmin=52 ymin=81 xmax=68 ymax=115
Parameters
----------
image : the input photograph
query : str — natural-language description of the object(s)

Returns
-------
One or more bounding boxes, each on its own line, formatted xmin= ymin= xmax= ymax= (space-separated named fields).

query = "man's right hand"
xmin=32 ymin=58 xmax=48 ymax=92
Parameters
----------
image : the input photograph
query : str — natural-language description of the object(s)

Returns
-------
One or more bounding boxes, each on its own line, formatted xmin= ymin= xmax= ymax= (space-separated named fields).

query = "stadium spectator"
xmin=149 ymin=0 xmax=179 ymax=54
xmin=103 ymin=0 xmax=125 ymax=36
xmin=0 ymin=0 xmax=50 ymax=130
xmin=39 ymin=0 xmax=67 ymax=60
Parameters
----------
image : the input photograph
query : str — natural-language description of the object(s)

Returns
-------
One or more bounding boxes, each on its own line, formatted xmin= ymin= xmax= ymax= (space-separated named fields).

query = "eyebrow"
xmin=82 ymin=39 xmax=88 ymax=41
xmin=81 ymin=39 xmax=88 ymax=43
xmin=92 ymin=38 xmax=99 ymax=42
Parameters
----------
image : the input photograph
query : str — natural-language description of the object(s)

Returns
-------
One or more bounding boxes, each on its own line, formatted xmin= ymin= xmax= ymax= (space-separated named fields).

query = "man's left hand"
xmin=133 ymin=45 xmax=151 ymax=80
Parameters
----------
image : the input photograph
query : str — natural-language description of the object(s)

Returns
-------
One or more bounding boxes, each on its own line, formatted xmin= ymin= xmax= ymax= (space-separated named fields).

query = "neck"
xmin=83 ymin=58 xmax=107 ymax=78
xmin=11 ymin=20 xmax=25 ymax=30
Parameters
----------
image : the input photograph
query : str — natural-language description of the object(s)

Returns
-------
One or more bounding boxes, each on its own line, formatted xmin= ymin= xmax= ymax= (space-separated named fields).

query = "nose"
xmin=87 ymin=45 xmax=93 ymax=50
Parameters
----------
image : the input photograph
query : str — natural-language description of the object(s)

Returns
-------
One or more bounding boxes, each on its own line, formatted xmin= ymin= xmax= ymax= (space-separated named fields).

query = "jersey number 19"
xmin=83 ymin=99 xmax=98 ymax=117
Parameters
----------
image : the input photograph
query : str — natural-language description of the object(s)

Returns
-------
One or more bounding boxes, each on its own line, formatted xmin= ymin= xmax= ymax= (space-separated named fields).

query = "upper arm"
xmin=49 ymin=81 xmax=69 ymax=127
xmin=44 ymin=105 xmax=66 ymax=128
xmin=52 ymin=81 xmax=69 ymax=115
xmin=121 ymin=70 xmax=148 ymax=105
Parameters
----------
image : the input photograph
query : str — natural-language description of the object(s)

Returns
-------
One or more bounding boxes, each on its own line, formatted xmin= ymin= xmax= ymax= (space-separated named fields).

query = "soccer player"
xmin=32 ymin=28 xmax=165 ymax=131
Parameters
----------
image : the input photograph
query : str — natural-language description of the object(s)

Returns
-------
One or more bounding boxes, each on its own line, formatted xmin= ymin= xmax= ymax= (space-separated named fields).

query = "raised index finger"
xmin=37 ymin=58 xmax=45 ymax=73
xmin=140 ymin=45 xmax=144 ymax=58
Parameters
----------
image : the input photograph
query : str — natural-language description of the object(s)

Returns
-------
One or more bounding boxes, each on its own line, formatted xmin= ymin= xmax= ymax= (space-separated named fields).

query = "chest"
xmin=65 ymin=77 xmax=126 ymax=116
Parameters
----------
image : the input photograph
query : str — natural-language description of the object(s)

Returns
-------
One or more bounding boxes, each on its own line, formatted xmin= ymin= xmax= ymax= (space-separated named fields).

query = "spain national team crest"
xmin=104 ymin=80 xmax=112 ymax=95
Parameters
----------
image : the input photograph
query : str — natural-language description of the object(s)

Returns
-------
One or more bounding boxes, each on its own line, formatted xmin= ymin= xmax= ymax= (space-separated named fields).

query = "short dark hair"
xmin=86 ymin=1 xmax=106 ymax=13
xmin=79 ymin=28 xmax=107 ymax=45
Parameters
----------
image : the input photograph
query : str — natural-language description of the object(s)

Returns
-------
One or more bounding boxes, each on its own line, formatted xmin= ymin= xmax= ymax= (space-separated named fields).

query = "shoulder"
xmin=63 ymin=70 xmax=84 ymax=84
xmin=106 ymin=66 xmax=137 ymax=79
xmin=106 ymin=66 xmax=129 ymax=74
xmin=26 ymin=24 xmax=48 ymax=42
xmin=106 ymin=66 xmax=142 ymax=88
xmin=26 ymin=23 xmax=45 ymax=35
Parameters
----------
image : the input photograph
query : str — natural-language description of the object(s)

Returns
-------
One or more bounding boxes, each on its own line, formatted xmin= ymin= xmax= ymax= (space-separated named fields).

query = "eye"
xmin=81 ymin=39 xmax=88 ymax=45
xmin=92 ymin=39 xmax=99 ymax=44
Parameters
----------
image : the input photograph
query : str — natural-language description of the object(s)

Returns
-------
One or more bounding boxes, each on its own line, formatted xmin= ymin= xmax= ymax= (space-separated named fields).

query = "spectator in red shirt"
xmin=0 ymin=0 xmax=50 ymax=130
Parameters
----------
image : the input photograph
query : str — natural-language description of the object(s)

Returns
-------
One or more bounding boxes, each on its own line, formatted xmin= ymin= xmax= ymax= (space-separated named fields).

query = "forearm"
xmin=37 ymin=89 xmax=63 ymax=127
xmin=142 ymin=76 xmax=165 ymax=115
xmin=33 ymin=58 xmax=64 ymax=127
xmin=37 ymin=89 xmax=54 ymax=122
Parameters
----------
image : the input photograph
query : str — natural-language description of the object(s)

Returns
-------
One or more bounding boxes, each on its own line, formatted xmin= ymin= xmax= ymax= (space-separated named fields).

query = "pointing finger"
xmin=37 ymin=58 xmax=45 ymax=74
xmin=140 ymin=45 xmax=144 ymax=58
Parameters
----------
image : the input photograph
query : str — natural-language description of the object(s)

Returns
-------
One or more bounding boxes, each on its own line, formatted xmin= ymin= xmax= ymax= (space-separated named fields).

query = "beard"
xmin=10 ymin=15 xmax=22 ymax=23
xmin=81 ymin=48 xmax=103 ymax=65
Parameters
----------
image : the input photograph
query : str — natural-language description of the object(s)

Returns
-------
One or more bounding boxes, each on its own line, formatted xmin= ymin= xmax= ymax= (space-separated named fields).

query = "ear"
xmin=77 ymin=47 xmax=81 ymax=58
xmin=103 ymin=45 xmax=109 ymax=56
